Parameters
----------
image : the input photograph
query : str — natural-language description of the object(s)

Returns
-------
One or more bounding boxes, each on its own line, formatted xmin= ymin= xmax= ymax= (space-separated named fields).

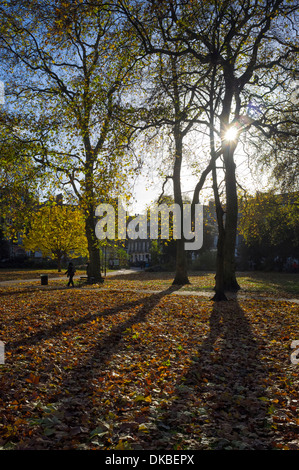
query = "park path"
xmin=0 ymin=268 xmax=136 ymax=286
xmin=0 ymin=269 xmax=298 ymax=304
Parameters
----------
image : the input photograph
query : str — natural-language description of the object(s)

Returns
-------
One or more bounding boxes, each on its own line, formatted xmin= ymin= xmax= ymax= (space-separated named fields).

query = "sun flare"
xmin=224 ymin=126 xmax=239 ymax=142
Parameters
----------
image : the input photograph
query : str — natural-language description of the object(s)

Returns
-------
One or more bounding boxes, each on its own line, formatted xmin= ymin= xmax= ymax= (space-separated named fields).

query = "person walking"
xmin=65 ymin=262 xmax=76 ymax=287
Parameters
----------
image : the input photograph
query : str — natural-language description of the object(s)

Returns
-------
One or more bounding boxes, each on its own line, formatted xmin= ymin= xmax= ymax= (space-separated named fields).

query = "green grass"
xmin=236 ymin=271 xmax=299 ymax=296
xmin=104 ymin=270 xmax=299 ymax=298
xmin=0 ymin=268 xmax=298 ymax=297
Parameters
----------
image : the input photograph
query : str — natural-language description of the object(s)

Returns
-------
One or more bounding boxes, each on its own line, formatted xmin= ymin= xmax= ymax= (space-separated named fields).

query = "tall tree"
xmin=119 ymin=0 xmax=299 ymax=299
xmin=117 ymin=3 xmax=215 ymax=285
xmin=0 ymin=0 xmax=143 ymax=282
xmin=138 ymin=51 xmax=209 ymax=285
xmin=0 ymin=114 xmax=44 ymax=241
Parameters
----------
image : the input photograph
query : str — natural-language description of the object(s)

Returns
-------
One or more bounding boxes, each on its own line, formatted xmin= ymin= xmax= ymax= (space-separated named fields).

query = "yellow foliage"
xmin=24 ymin=203 xmax=88 ymax=260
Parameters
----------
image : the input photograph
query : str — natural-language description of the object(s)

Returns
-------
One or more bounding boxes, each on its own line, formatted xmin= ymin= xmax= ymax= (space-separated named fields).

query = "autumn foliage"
xmin=0 ymin=273 xmax=298 ymax=450
xmin=23 ymin=203 xmax=88 ymax=271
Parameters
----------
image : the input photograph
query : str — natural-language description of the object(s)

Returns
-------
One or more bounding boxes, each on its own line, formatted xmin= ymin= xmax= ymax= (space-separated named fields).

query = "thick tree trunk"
xmin=212 ymin=229 xmax=227 ymax=301
xmin=85 ymin=209 xmax=103 ymax=283
xmin=172 ymin=129 xmax=190 ymax=286
xmin=211 ymin=196 xmax=227 ymax=301
xmin=169 ymin=55 xmax=190 ymax=286
xmin=57 ymin=255 xmax=62 ymax=273
xmin=172 ymin=238 xmax=190 ymax=285
xmin=217 ymin=72 xmax=240 ymax=293
xmin=210 ymin=117 xmax=227 ymax=301
xmin=222 ymin=146 xmax=240 ymax=292
xmin=83 ymin=146 xmax=104 ymax=284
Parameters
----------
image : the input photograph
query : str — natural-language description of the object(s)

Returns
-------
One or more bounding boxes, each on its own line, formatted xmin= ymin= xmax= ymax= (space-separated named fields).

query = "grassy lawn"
xmin=0 ymin=268 xmax=86 ymax=282
xmin=103 ymin=270 xmax=299 ymax=298
xmin=1 ymin=268 xmax=298 ymax=298
xmin=0 ymin=270 xmax=298 ymax=450
xmin=236 ymin=271 xmax=299 ymax=297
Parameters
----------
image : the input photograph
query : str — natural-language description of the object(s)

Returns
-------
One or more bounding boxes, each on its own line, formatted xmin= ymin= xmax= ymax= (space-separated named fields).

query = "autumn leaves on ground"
xmin=0 ymin=270 xmax=298 ymax=450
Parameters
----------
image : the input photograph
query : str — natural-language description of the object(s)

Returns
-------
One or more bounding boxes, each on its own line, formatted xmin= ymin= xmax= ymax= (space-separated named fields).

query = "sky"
xmin=128 ymin=139 xmax=270 ymax=216
xmin=129 ymin=170 xmax=195 ymax=214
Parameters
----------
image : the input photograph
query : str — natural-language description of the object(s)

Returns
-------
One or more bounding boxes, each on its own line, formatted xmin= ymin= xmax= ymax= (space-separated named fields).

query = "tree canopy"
xmin=0 ymin=0 xmax=145 ymax=281
xmin=118 ymin=0 xmax=298 ymax=296
xmin=0 ymin=0 xmax=298 ymax=296
xmin=239 ymin=190 xmax=299 ymax=262
xmin=23 ymin=202 xmax=88 ymax=271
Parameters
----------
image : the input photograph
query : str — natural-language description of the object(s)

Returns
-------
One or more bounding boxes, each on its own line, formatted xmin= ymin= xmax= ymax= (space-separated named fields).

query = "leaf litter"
xmin=0 ymin=285 xmax=298 ymax=450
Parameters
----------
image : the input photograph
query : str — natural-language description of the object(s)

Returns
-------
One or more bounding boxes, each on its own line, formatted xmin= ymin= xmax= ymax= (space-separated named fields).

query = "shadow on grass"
xmin=13 ymin=285 xmax=182 ymax=449
xmin=5 ymin=286 xmax=181 ymax=354
xmin=236 ymin=271 xmax=299 ymax=295
xmin=151 ymin=300 xmax=273 ymax=450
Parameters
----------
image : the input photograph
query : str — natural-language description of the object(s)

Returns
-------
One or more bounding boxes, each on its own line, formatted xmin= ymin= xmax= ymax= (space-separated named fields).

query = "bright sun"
xmin=224 ymin=126 xmax=239 ymax=142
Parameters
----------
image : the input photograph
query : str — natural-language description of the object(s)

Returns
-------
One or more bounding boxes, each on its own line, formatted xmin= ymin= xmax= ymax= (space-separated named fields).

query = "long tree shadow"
xmin=5 ymin=286 xmax=178 ymax=353
xmin=18 ymin=285 xmax=181 ymax=449
xmin=154 ymin=300 xmax=274 ymax=450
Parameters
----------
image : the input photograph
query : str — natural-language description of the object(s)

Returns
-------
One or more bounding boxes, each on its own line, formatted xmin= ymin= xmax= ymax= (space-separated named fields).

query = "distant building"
xmin=127 ymin=238 xmax=151 ymax=266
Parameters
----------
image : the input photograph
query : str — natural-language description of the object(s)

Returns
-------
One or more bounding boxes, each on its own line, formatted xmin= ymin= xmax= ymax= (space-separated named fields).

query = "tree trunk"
xmin=217 ymin=72 xmax=240 ymax=293
xmin=212 ymin=230 xmax=227 ymax=301
xmin=172 ymin=238 xmax=190 ymax=285
xmin=172 ymin=128 xmax=190 ymax=286
xmin=85 ymin=209 xmax=103 ymax=283
xmin=57 ymin=255 xmax=62 ymax=273
xmin=83 ymin=145 xmax=104 ymax=284
xmin=211 ymin=196 xmax=227 ymax=301
xmin=170 ymin=55 xmax=190 ymax=286
xmin=222 ymin=145 xmax=240 ymax=291
xmin=210 ymin=116 xmax=227 ymax=301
